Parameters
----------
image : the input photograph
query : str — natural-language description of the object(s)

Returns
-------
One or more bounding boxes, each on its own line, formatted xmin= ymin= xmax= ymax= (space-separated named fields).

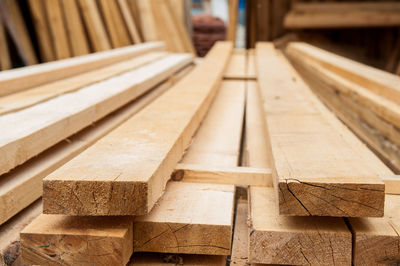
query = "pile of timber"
xmin=0 ymin=0 xmax=194 ymax=70
xmin=1 ymin=39 xmax=400 ymax=266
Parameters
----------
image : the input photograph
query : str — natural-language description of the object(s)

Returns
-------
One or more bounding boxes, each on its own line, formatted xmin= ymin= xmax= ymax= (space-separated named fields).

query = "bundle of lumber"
xmin=0 ymin=0 xmax=194 ymax=69
xmin=285 ymin=2 xmax=400 ymax=29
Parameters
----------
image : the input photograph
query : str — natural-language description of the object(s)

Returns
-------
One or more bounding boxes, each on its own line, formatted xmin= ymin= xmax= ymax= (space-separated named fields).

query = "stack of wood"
xmin=0 ymin=0 xmax=195 ymax=69
xmin=1 ymin=38 xmax=400 ymax=265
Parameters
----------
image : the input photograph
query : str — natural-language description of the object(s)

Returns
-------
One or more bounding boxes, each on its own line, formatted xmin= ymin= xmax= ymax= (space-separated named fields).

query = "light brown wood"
xmin=42 ymin=42 xmax=232 ymax=216
xmin=249 ymin=187 xmax=352 ymax=265
xmin=173 ymin=163 xmax=271 ymax=186
xmin=44 ymin=0 xmax=71 ymax=60
xmin=382 ymin=176 xmax=400 ymax=195
xmin=0 ymin=42 xmax=164 ymax=97
xmin=285 ymin=2 xmax=400 ymax=29
xmin=227 ymin=0 xmax=239 ymax=42
xmin=136 ymin=0 xmax=159 ymax=41
xmin=247 ymin=49 xmax=257 ymax=79
xmin=1 ymin=0 xmax=37 ymax=65
xmin=118 ymin=0 xmax=142 ymax=44
xmin=349 ymin=194 xmax=400 ymax=266
xmin=256 ymin=43 xmax=386 ymax=217
xmin=21 ymin=215 xmax=133 ymax=265
xmin=98 ymin=0 xmax=132 ymax=48
xmin=224 ymin=50 xmax=247 ymax=79
xmin=0 ymin=54 xmax=191 ymax=177
xmin=134 ymin=181 xmax=234 ymax=255
xmin=129 ymin=253 xmax=227 ymax=265
xmin=61 ymin=0 xmax=90 ymax=56
xmin=27 ymin=0 xmax=55 ymax=62
xmin=180 ymin=80 xmax=245 ymax=168
xmin=0 ymin=52 xmax=166 ymax=116
xmin=230 ymin=199 xmax=250 ymax=266
xmin=77 ymin=0 xmax=111 ymax=52
xmin=0 ymin=12 xmax=11 ymax=70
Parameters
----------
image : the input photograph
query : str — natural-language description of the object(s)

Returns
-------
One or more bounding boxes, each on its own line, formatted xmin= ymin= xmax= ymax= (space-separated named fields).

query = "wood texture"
xmin=285 ymin=2 xmax=400 ymax=29
xmin=382 ymin=176 xmax=400 ymax=195
xmin=118 ymin=0 xmax=142 ymax=44
xmin=42 ymin=42 xmax=232 ymax=216
xmin=230 ymin=200 xmax=250 ymax=266
xmin=256 ymin=43 xmax=386 ymax=217
xmin=77 ymin=0 xmax=111 ymax=52
xmin=0 ymin=12 xmax=11 ymax=70
xmin=247 ymin=49 xmax=256 ymax=79
xmin=28 ymin=0 xmax=55 ymax=62
xmin=249 ymin=187 xmax=352 ymax=265
xmin=227 ymin=0 xmax=239 ymax=42
xmin=136 ymin=0 xmax=159 ymax=42
xmin=98 ymin=0 xmax=131 ymax=48
xmin=21 ymin=215 xmax=133 ymax=265
xmin=0 ymin=54 xmax=191 ymax=177
xmin=173 ymin=164 xmax=271 ymax=186
xmin=0 ymin=42 xmax=164 ymax=97
xmin=130 ymin=252 xmax=227 ymax=265
xmin=61 ymin=0 xmax=90 ymax=56
xmin=44 ymin=0 xmax=71 ymax=59
xmin=224 ymin=50 xmax=246 ymax=79
xmin=134 ymin=182 xmax=234 ymax=255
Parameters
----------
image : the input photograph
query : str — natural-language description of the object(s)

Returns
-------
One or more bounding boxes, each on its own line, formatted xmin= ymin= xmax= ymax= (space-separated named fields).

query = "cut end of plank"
xmin=42 ymin=180 xmax=148 ymax=215
xmin=278 ymin=179 xmax=385 ymax=217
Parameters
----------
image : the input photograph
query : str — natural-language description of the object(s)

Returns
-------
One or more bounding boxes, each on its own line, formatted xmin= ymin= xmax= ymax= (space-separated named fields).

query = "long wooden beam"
xmin=0 ymin=54 xmax=191 ymax=176
xmin=0 ymin=42 xmax=164 ymax=97
xmin=133 ymin=181 xmax=234 ymax=255
xmin=256 ymin=43 xmax=386 ymax=217
xmin=42 ymin=42 xmax=232 ymax=216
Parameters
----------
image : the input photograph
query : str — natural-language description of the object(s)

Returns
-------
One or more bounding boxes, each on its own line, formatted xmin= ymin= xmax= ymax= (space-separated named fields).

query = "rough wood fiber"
xmin=230 ymin=200 xmax=250 ymax=265
xmin=21 ymin=215 xmax=133 ymax=266
xmin=256 ymin=43 xmax=385 ymax=217
xmin=130 ymin=253 xmax=226 ymax=265
xmin=0 ymin=42 xmax=164 ymax=97
xmin=42 ymin=42 xmax=232 ymax=216
xmin=0 ymin=54 xmax=191 ymax=177
xmin=118 ymin=0 xmax=142 ymax=44
xmin=249 ymin=187 xmax=352 ymax=265
xmin=134 ymin=182 xmax=234 ymax=255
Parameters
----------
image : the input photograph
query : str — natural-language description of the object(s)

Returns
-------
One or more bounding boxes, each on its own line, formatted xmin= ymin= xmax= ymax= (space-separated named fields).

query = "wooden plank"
xmin=0 ymin=41 xmax=164 ymax=97
xmin=179 ymin=80 xmax=245 ymax=168
xmin=249 ymin=187 xmax=352 ymax=265
xmin=0 ymin=12 xmax=11 ymax=70
xmin=0 ymin=72 xmax=186 ymax=226
xmin=256 ymin=43 xmax=386 ymax=217
xmin=77 ymin=0 xmax=111 ymax=52
xmin=0 ymin=200 xmax=41 ymax=266
xmin=172 ymin=164 xmax=271 ymax=186
xmin=1 ymin=0 xmax=37 ymax=65
xmin=230 ymin=199 xmax=250 ymax=265
xmin=0 ymin=54 xmax=191 ymax=177
xmin=44 ymin=0 xmax=71 ymax=60
xmin=349 ymin=194 xmax=400 ymax=266
xmin=246 ymin=49 xmax=256 ymax=79
xmin=27 ymin=0 xmax=55 ymax=62
xmin=256 ymin=0 xmax=271 ymax=41
xmin=61 ymin=0 xmax=90 ymax=56
xmin=133 ymin=181 xmax=234 ymax=255
xmin=118 ymin=0 xmax=142 ymax=44
xmin=285 ymin=2 xmax=400 ymax=29
xmin=42 ymin=42 xmax=232 ymax=216
xmin=136 ymin=0 xmax=159 ymax=42
xmin=227 ymin=0 xmax=239 ymax=42
xmin=98 ymin=0 xmax=132 ymax=48
xmin=224 ymin=50 xmax=247 ymax=79
xmin=129 ymin=253 xmax=227 ymax=265
xmin=382 ymin=176 xmax=400 ymax=195
xmin=21 ymin=215 xmax=133 ymax=265
xmin=0 ymin=52 xmax=166 ymax=116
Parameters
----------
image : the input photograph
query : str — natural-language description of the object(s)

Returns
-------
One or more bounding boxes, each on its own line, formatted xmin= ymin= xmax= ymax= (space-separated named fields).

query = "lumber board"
xmin=98 ymin=0 xmax=132 ymax=48
xmin=227 ymin=0 xmax=239 ymax=42
xmin=179 ymin=80 xmax=245 ymax=168
xmin=382 ymin=176 xmax=400 ymax=195
xmin=249 ymin=187 xmax=352 ymax=265
xmin=44 ymin=0 xmax=71 ymax=60
xmin=136 ymin=0 xmax=159 ymax=42
xmin=118 ymin=0 xmax=142 ymax=44
xmin=0 ymin=0 xmax=37 ymax=65
xmin=42 ymin=42 xmax=232 ymax=216
xmin=224 ymin=50 xmax=247 ymax=79
xmin=0 ymin=52 xmax=166 ymax=116
xmin=0 ymin=200 xmax=41 ymax=266
xmin=256 ymin=43 xmax=385 ymax=217
xmin=0 ymin=54 xmax=191 ymax=177
xmin=0 ymin=12 xmax=11 ymax=70
xmin=348 ymin=194 xmax=400 ymax=266
xmin=172 ymin=164 xmax=271 ymax=186
xmin=287 ymin=42 xmax=400 ymax=105
xmin=61 ymin=0 xmax=90 ymax=56
xmin=230 ymin=199 xmax=250 ymax=265
xmin=0 ymin=41 xmax=164 ymax=97
xmin=246 ymin=49 xmax=257 ymax=79
xmin=21 ymin=215 xmax=133 ymax=265
xmin=77 ymin=0 xmax=111 ymax=52
xmin=285 ymin=2 xmax=400 ymax=29
xmin=129 ymin=253 xmax=227 ymax=265
xmin=27 ymin=0 xmax=55 ymax=62
xmin=133 ymin=181 xmax=234 ymax=255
